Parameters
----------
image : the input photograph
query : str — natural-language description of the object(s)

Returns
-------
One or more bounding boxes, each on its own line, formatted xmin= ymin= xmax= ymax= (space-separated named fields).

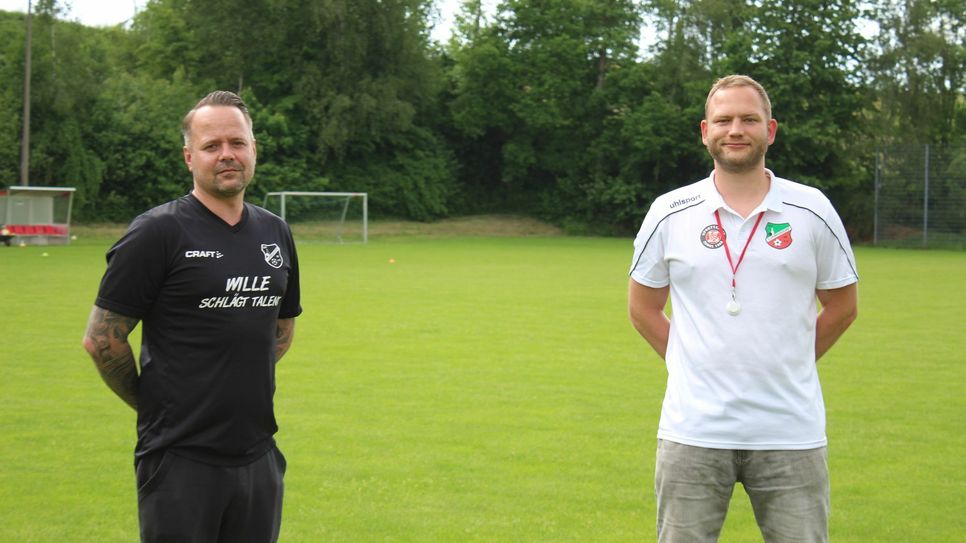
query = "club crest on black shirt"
xmin=261 ymin=243 xmax=283 ymax=268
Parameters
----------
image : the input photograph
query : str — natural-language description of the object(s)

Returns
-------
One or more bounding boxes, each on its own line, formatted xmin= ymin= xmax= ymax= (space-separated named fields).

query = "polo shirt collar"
xmin=701 ymin=169 xmax=785 ymax=216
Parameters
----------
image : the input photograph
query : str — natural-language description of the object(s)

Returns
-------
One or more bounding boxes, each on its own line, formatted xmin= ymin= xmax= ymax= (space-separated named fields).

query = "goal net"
xmin=262 ymin=192 xmax=368 ymax=243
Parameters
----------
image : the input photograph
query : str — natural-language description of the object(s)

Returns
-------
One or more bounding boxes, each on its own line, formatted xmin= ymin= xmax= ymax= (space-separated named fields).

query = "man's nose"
xmin=727 ymin=119 xmax=745 ymax=134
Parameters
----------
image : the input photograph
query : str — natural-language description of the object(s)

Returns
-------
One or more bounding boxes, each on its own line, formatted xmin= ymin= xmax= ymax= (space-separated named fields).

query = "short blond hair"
xmin=705 ymin=75 xmax=772 ymax=120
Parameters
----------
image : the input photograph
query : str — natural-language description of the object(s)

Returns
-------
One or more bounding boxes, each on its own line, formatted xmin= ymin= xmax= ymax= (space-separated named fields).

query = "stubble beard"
xmin=709 ymin=139 xmax=769 ymax=174
xmin=210 ymin=162 xmax=254 ymax=197
xmin=215 ymin=176 xmax=250 ymax=197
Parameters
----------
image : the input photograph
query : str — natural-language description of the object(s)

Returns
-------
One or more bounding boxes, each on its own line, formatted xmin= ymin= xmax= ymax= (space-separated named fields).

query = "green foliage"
xmin=0 ymin=11 xmax=25 ymax=184
xmin=332 ymin=126 xmax=457 ymax=221
xmin=84 ymin=72 xmax=198 ymax=221
xmin=241 ymin=91 xmax=330 ymax=201
xmin=745 ymin=0 xmax=867 ymax=187
xmin=867 ymin=0 xmax=965 ymax=146
xmin=0 ymin=1 xmax=961 ymax=236
xmin=136 ymin=0 xmax=453 ymax=220
xmin=446 ymin=0 xmax=646 ymax=227
xmin=443 ymin=0 xmax=878 ymax=232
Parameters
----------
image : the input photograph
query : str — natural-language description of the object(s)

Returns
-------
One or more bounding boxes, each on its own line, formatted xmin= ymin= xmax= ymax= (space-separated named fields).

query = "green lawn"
xmin=0 ymin=233 xmax=962 ymax=542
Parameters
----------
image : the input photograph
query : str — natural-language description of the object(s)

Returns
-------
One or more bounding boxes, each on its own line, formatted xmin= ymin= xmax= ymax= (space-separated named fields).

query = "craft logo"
xmin=185 ymin=250 xmax=223 ymax=259
xmin=765 ymin=222 xmax=793 ymax=249
xmin=700 ymin=224 xmax=725 ymax=249
xmin=261 ymin=243 xmax=283 ymax=268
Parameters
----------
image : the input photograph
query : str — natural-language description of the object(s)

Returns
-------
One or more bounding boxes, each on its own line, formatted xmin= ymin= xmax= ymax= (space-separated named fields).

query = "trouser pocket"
xmin=135 ymin=451 xmax=171 ymax=500
xmin=273 ymin=446 xmax=287 ymax=475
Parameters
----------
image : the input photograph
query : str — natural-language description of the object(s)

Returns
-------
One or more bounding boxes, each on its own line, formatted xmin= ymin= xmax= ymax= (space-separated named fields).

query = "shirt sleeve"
xmin=94 ymin=215 xmax=169 ymax=319
xmin=629 ymin=201 xmax=671 ymax=288
xmin=277 ymin=224 xmax=302 ymax=319
xmin=814 ymin=200 xmax=859 ymax=290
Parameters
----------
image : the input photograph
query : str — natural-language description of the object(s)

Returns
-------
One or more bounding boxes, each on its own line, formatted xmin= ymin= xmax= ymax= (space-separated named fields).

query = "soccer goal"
xmin=262 ymin=192 xmax=368 ymax=243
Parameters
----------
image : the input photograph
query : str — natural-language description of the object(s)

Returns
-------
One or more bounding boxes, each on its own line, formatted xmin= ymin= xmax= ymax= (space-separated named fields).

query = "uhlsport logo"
xmin=700 ymin=224 xmax=725 ymax=249
xmin=261 ymin=243 xmax=283 ymax=268
xmin=765 ymin=222 xmax=793 ymax=249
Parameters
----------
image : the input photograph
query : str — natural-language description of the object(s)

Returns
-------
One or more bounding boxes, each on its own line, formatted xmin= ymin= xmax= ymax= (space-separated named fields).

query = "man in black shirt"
xmin=83 ymin=91 xmax=301 ymax=543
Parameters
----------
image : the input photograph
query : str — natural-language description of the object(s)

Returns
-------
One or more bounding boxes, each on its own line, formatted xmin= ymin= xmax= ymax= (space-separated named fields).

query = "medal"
xmin=714 ymin=210 xmax=765 ymax=317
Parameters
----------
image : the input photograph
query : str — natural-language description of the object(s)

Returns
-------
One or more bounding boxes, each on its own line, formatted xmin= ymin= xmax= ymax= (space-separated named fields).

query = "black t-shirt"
xmin=95 ymin=194 xmax=302 ymax=464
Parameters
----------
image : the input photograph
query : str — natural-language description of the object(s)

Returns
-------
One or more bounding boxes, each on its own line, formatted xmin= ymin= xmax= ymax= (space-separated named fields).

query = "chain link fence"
xmin=874 ymin=144 xmax=966 ymax=249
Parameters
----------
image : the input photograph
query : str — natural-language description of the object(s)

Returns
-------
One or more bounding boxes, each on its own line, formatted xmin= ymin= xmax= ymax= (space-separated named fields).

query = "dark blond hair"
xmin=705 ymin=75 xmax=772 ymax=120
xmin=181 ymin=90 xmax=253 ymax=145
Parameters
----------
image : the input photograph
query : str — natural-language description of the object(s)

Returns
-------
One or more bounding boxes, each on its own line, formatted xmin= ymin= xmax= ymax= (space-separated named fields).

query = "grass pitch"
xmin=0 ymin=226 xmax=962 ymax=542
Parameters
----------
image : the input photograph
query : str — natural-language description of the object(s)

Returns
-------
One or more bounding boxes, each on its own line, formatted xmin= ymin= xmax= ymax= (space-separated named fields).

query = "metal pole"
xmin=923 ymin=144 xmax=929 ymax=247
xmin=65 ymin=190 xmax=74 ymax=244
xmin=363 ymin=193 xmax=368 ymax=244
xmin=873 ymin=147 xmax=880 ymax=246
xmin=336 ymin=196 xmax=351 ymax=244
xmin=19 ymin=0 xmax=33 ymax=186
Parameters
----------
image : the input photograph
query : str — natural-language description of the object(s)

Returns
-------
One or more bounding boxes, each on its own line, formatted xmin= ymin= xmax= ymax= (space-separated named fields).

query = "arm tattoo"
xmin=82 ymin=306 xmax=140 ymax=410
xmin=275 ymin=318 xmax=296 ymax=363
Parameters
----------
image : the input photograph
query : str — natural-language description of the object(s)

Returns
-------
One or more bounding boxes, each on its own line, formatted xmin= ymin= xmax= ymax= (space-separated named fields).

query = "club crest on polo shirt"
xmin=261 ymin=243 xmax=283 ymax=268
xmin=765 ymin=222 xmax=793 ymax=249
xmin=700 ymin=224 xmax=725 ymax=249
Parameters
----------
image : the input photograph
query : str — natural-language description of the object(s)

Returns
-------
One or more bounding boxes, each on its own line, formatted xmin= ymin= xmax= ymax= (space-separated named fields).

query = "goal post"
xmin=262 ymin=191 xmax=368 ymax=244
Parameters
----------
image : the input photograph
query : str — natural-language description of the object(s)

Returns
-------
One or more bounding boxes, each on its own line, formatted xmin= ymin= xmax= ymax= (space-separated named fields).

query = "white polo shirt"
xmin=629 ymin=171 xmax=858 ymax=450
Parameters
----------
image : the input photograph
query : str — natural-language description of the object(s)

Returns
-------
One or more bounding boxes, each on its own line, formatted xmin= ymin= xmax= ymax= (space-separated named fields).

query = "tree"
xmin=446 ymin=0 xmax=644 ymax=228
xmin=0 ymin=5 xmax=119 ymax=218
xmin=868 ymin=0 xmax=965 ymax=145
xmin=0 ymin=11 xmax=27 ymax=185
xmin=126 ymin=0 xmax=454 ymax=220
xmin=84 ymin=71 xmax=197 ymax=221
xmin=2 ymin=0 xmax=956 ymax=236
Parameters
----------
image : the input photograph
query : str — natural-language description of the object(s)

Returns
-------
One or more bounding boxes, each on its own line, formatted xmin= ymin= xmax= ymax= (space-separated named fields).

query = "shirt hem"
xmin=136 ymin=438 xmax=276 ymax=466
xmin=658 ymin=433 xmax=827 ymax=451
xmin=816 ymin=276 xmax=858 ymax=290
xmin=630 ymin=274 xmax=668 ymax=288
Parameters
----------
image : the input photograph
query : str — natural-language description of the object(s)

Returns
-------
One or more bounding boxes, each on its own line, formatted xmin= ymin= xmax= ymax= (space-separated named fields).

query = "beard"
xmin=213 ymin=179 xmax=249 ymax=197
xmin=707 ymin=138 xmax=769 ymax=174
xmin=210 ymin=162 xmax=254 ymax=196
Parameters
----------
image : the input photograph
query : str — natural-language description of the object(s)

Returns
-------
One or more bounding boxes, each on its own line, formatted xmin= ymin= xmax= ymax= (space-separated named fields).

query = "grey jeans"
xmin=655 ymin=440 xmax=829 ymax=543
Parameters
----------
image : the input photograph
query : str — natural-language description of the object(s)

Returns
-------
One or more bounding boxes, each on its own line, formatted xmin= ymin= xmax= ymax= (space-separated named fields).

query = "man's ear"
xmin=183 ymin=146 xmax=192 ymax=171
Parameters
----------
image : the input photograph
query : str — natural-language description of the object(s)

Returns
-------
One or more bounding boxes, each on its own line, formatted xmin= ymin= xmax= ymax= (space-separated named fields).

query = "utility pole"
xmin=19 ymin=0 xmax=33 ymax=186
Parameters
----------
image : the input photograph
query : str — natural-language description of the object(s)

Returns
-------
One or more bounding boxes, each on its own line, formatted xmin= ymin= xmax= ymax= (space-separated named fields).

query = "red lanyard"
xmin=714 ymin=210 xmax=764 ymax=290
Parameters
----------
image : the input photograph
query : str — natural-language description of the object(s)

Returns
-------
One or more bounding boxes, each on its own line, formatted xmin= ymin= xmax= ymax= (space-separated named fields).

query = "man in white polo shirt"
xmin=628 ymin=75 xmax=858 ymax=542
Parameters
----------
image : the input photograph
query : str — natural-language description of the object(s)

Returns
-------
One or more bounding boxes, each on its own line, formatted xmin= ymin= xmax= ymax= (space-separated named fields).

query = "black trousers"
xmin=135 ymin=447 xmax=286 ymax=543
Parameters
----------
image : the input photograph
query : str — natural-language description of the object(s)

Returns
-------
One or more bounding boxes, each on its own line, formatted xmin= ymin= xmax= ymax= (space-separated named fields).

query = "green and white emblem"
xmin=765 ymin=222 xmax=792 ymax=249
